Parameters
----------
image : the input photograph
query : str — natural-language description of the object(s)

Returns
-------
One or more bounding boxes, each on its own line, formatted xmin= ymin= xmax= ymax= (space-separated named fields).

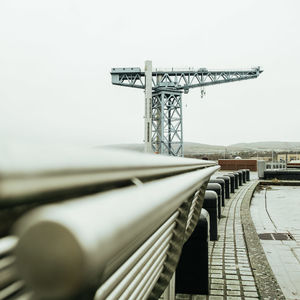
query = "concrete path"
xmin=251 ymin=186 xmax=300 ymax=300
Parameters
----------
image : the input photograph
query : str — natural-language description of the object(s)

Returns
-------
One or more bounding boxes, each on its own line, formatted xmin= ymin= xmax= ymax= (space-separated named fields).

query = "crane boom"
xmin=111 ymin=63 xmax=263 ymax=156
xmin=111 ymin=67 xmax=262 ymax=93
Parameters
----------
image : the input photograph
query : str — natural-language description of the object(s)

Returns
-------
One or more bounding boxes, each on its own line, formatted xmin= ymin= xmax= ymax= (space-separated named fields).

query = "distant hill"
xmin=105 ymin=141 xmax=300 ymax=155
xmin=228 ymin=141 xmax=300 ymax=151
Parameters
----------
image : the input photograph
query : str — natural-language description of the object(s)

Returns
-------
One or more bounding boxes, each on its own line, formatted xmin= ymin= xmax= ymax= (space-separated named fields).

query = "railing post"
xmin=162 ymin=273 xmax=175 ymax=300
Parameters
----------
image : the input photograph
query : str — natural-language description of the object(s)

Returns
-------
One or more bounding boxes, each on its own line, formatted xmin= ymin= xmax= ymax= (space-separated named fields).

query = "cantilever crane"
xmin=111 ymin=61 xmax=263 ymax=157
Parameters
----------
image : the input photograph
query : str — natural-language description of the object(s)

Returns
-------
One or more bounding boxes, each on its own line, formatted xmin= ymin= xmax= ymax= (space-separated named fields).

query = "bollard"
xmin=237 ymin=171 xmax=243 ymax=186
xmin=225 ymin=174 xmax=235 ymax=193
xmin=241 ymin=170 xmax=246 ymax=183
xmin=202 ymin=191 xmax=218 ymax=241
xmin=175 ymin=209 xmax=209 ymax=295
xmin=245 ymin=169 xmax=250 ymax=181
xmin=206 ymin=183 xmax=222 ymax=219
xmin=216 ymin=176 xmax=230 ymax=199
xmin=231 ymin=172 xmax=239 ymax=189
xmin=209 ymin=179 xmax=225 ymax=206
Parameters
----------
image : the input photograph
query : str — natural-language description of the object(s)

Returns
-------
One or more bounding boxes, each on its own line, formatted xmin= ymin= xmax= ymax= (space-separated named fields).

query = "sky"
xmin=0 ymin=0 xmax=299 ymax=147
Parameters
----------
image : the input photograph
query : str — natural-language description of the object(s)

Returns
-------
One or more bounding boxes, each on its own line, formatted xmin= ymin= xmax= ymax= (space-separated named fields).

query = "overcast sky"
xmin=0 ymin=0 xmax=299 ymax=147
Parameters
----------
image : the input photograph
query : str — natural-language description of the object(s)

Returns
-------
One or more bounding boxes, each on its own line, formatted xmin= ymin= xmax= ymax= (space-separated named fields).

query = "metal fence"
xmin=0 ymin=145 xmax=219 ymax=300
xmin=265 ymin=161 xmax=286 ymax=170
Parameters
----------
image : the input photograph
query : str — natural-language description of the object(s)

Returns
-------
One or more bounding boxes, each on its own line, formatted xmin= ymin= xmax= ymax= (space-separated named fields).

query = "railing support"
xmin=162 ymin=273 xmax=175 ymax=300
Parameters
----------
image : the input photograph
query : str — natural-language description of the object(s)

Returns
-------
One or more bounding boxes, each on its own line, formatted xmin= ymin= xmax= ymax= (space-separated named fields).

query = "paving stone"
xmin=224 ymin=260 xmax=236 ymax=264
xmin=236 ymin=263 xmax=250 ymax=268
xmin=226 ymin=290 xmax=241 ymax=296
xmin=211 ymin=283 xmax=224 ymax=290
xmin=211 ymin=266 xmax=222 ymax=270
xmin=224 ymin=269 xmax=237 ymax=275
xmin=225 ymin=279 xmax=240 ymax=285
xmin=211 ymin=269 xmax=223 ymax=274
xmin=242 ymin=281 xmax=256 ymax=286
xmin=243 ymin=285 xmax=258 ymax=291
xmin=211 ymin=278 xmax=225 ymax=284
xmin=211 ymin=273 xmax=223 ymax=279
xmin=212 ymin=257 xmax=223 ymax=261
xmin=244 ymin=291 xmax=259 ymax=297
xmin=207 ymin=296 xmax=223 ymax=300
xmin=226 ymin=284 xmax=240 ymax=291
xmin=225 ymin=265 xmax=237 ymax=269
xmin=241 ymin=275 xmax=254 ymax=281
xmin=238 ymin=266 xmax=251 ymax=271
xmin=210 ymin=289 xmax=224 ymax=296
xmin=211 ymin=262 xmax=223 ymax=266
xmin=239 ymin=271 xmax=253 ymax=276
xmin=212 ymin=259 xmax=223 ymax=263
xmin=225 ymin=274 xmax=239 ymax=280
xmin=238 ymin=259 xmax=249 ymax=263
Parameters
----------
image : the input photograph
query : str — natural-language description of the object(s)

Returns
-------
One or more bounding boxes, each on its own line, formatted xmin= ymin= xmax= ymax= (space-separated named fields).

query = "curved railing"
xmin=0 ymin=145 xmax=219 ymax=299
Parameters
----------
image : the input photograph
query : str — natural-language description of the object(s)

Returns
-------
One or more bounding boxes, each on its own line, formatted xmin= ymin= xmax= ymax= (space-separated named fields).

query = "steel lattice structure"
xmin=152 ymin=90 xmax=183 ymax=156
xmin=111 ymin=63 xmax=263 ymax=156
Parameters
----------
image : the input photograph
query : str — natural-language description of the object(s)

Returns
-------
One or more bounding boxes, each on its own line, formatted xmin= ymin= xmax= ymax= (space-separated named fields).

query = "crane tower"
xmin=111 ymin=61 xmax=263 ymax=156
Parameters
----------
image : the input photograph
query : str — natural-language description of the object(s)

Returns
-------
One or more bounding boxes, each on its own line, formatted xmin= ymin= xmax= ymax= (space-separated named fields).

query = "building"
xmin=277 ymin=153 xmax=300 ymax=162
xmin=250 ymin=156 xmax=272 ymax=162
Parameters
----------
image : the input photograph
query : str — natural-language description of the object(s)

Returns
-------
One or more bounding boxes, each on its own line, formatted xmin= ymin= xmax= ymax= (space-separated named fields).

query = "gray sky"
xmin=0 ymin=0 xmax=299 ymax=147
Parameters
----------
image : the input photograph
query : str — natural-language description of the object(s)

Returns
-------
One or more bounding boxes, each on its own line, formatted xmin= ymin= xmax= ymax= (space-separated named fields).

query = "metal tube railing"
xmin=115 ymin=245 xmax=168 ymax=300
xmin=0 ymin=146 xmax=219 ymax=299
xmin=14 ymin=165 xmax=218 ymax=299
xmin=0 ymin=236 xmax=18 ymax=256
xmin=101 ymin=231 xmax=172 ymax=299
xmin=0 ymin=146 xmax=216 ymax=205
xmin=94 ymin=212 xmax=178 ymax=299
xmin=138 ymin=265 xmax=164 ymax=300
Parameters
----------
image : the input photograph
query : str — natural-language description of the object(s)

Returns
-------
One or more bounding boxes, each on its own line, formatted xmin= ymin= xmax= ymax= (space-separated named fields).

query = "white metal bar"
xmin=97 ymin=226 xmax=173 ymax=299
xmin=94 ymin=212 xmax=178 ymax=300
xmin=0 ymin=146 xmax=216 ymax=203
xmin=128 ymin=252 xmax=166 ymax=300
xmin=138 ymin=264 xmax=165 ymax=300
xmin=0 ymin=280 xmax=24 ymax=299
xmin=14 ymin=165 xmax=219 ymax=299
xmin=0 ymin=236 xmax=18 ymax=256
xmin=109 ymin=243 xmax=169 ymax=299
xmin=0 ymin=256 xmax=15 ymax=271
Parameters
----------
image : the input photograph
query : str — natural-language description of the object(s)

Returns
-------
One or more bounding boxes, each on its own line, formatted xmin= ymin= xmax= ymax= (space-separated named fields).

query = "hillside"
xmin=105 ymin=141 xmax=300 ymax=155
xmin=228 ymin=141 xmax=300 ymax=151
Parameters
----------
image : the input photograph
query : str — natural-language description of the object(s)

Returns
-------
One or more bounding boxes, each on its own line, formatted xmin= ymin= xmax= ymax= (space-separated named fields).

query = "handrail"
xmin=0 ymin=145 xmax=216 ymax=206
xmin=14 ymin=166 xmax=219 ymax=299
xmin=0 ymin=146 xmax=219 ymax=299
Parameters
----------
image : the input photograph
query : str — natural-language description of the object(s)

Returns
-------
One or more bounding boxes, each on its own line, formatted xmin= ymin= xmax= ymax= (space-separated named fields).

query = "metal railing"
xmin=266 ymin=161 xmax=286 ymax=170
xmin=0 ymin=145 xmax=219 ymax=300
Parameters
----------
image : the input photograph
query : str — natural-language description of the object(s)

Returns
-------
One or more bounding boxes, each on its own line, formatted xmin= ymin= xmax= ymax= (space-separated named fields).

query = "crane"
xmin=111 ymin=61 xmax=263 ymax=157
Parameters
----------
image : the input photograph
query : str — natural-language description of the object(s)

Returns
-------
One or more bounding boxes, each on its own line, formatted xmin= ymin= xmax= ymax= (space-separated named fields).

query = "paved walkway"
xmin=177 ymin=180 xmax=261 ymax=300
xmin=205 ymin=181 xmax=259 ymax=300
